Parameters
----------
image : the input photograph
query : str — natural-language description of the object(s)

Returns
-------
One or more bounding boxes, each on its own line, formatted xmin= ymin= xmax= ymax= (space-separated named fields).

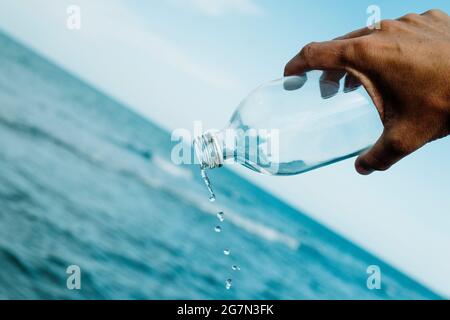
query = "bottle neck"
xmin=194 ymin=129 xmax=239 ymax=169
xmin=193 ymin=130 xmax=225 ymax=169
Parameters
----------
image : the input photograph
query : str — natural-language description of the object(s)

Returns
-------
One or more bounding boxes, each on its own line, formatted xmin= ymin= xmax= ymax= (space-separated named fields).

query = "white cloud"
xmin=172 ymin=0 xmax=265 ymax=16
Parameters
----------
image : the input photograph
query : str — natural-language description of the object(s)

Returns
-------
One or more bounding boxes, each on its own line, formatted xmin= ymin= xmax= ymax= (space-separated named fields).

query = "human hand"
xmin=284 ymin=9 xmax=450 ymax=175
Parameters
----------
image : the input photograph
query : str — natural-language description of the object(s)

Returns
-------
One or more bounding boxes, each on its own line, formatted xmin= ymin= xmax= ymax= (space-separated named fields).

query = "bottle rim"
xmin=193 ymin=130 xmax=223 ymax=169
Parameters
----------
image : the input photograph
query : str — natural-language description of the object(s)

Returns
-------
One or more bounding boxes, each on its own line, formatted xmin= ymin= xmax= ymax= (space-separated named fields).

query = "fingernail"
xmin=319 ymin=80 xmax=339 ymax=99
xmin=343 ymin=84 xmax=359 ymax=93
xmin=283 ymin=74 xmax=307 ymax=91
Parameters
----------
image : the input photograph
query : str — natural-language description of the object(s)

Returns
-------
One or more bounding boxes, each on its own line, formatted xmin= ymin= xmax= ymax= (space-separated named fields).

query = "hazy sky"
xmin=1 ymin=0 xmax=449 ymax=296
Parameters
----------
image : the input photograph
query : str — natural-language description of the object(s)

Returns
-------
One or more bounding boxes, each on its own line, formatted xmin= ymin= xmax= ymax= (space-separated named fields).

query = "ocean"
xmin=0 ymin=31 xmax=441 ymax=299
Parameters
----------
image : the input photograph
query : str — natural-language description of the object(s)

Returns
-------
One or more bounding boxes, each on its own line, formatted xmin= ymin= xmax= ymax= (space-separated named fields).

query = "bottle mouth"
xmin=193 ymin=131 xmax=223 ymax=169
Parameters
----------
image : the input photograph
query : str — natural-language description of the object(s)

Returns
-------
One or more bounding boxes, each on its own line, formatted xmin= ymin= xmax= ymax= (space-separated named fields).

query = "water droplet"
xmin=225 ymin=279 xmax=232 ymax=290
xmin=223 ymin=249 xmax=230 ymax=255
xmin=232 ymin=265 xmax=240 ymax=271
xmin=216 ymin=211 xmax=224 ymax=222
xmin=214 ymin=226 xmax=222 ymax=233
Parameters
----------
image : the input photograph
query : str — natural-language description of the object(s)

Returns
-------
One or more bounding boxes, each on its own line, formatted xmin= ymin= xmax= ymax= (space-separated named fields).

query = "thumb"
xmin=355 ymin=129 xmax=414 ymax=175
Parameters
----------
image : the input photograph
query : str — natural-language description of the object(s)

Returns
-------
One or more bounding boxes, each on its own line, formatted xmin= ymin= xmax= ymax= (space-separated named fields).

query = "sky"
xmin=0 ymin=0 xmax=449 ymax=296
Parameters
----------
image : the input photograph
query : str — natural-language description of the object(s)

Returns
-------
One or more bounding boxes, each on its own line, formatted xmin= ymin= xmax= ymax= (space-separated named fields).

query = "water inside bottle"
xmin=227 ymin=111 xmax=371 ymax=176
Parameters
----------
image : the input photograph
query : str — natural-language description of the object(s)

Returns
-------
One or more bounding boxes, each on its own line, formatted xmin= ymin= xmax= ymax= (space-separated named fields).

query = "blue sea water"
xmin=0 ymin=31 xmax=441 ymax=299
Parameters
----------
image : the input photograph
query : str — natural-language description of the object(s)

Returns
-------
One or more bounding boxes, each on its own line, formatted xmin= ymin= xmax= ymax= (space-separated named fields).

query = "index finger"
xmin=284 ymin=39 xmax=356 ymax=76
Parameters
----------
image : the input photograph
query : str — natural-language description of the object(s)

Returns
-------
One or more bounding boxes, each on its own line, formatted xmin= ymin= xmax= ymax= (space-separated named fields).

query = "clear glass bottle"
xmin=194 ymin=71 xmax=382 ymax=175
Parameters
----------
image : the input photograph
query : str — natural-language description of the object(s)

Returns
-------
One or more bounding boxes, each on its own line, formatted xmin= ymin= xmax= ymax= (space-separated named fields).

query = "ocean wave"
xmin=0 ymin=116 xmax=104 ymax=168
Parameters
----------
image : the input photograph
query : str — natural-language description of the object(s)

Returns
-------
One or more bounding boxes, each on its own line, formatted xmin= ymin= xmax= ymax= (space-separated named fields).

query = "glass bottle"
xmin=194 ymin=71 xmax=382 ymax=175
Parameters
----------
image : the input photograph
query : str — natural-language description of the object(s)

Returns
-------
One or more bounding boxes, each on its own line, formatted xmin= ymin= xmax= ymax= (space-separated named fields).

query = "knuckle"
xmin=424 ymin=9 xmax=446 ymax=17
xmin=348 ymin=38 xmax=374 ymax=62
xmin=384 ymin=134 xmax=409 ymax=155
xmin=351 ymin=37 xmax=370 ymax=54
xmin=399 ymin=13 xmax=421 ymax=23
xmin=300 ymin=42 xmax=317 ymax=67
xmin=380 ymin=19 xmax=400 ymax=31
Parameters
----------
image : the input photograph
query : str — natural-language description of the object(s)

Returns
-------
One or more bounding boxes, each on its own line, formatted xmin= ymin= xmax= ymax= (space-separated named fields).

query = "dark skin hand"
xmin=284 ymin=9 xmax=450 ymax=175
